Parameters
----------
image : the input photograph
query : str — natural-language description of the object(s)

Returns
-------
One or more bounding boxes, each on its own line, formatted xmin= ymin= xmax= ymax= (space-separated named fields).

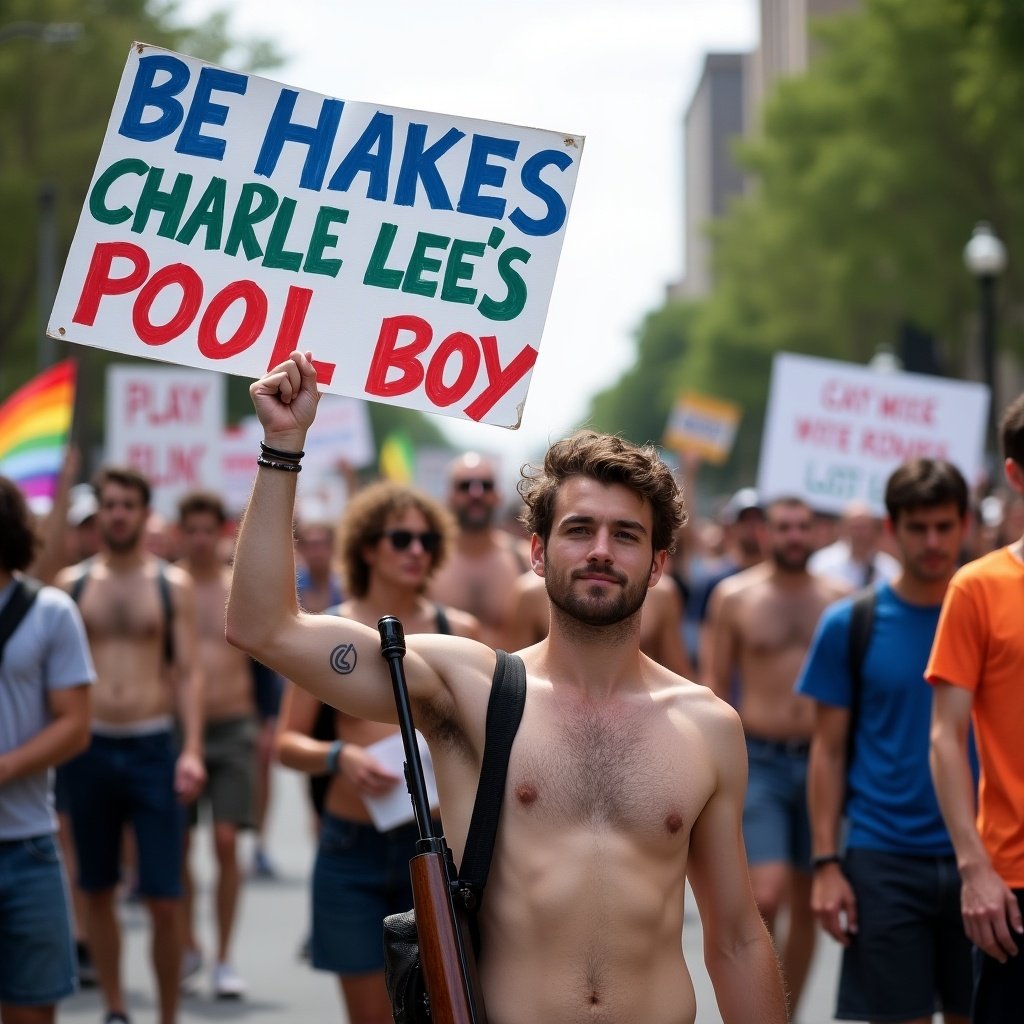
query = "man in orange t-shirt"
xmin=927 ymin=392 xmax=1024 ymax=1024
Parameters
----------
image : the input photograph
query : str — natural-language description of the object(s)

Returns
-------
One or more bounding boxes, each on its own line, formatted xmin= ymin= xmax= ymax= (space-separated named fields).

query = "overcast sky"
xmin=179 ymin=0 xmax=758 ymax=477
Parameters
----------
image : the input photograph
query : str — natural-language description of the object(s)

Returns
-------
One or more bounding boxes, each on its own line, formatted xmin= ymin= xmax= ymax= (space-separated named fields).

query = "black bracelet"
xmin=260 ymin=441 xmax=305 ymax=461
xmin=811 ymin=853 xmax=842 ymax=871
xmin=257 ymin=455 xmax=302 ymax=473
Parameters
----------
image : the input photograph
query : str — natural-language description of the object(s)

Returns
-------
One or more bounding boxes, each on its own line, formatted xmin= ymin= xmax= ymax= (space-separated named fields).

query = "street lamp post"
xmin=963 ymin=222 xmax=1008 ymax=476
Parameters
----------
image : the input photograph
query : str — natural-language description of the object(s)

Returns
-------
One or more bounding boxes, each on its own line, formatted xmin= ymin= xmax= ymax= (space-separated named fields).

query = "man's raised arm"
xmin=226 ymin=352 xmax=454 ymax=725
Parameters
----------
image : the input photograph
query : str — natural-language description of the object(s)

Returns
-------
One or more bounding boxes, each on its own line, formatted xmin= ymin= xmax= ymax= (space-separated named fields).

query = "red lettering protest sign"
xmin=757 ymin=353 xmax=989 ymax=513
xmin=49 ymin=44 xmax=584 ymax=429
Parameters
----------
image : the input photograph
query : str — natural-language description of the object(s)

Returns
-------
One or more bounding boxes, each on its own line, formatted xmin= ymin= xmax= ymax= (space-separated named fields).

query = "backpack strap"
xmin=458 ymin=650 xmax=527 ymax=896
xmin=844 ymin=585 xmax=876 ymax=770
xmin=0 ymin=577 xmax=44 ymax=666
xmin=156 ymin=561 xmax=175 ymax=666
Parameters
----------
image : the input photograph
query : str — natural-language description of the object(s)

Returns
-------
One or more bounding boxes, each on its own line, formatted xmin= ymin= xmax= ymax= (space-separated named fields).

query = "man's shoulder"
xmin=951 ymin=547 xmax=1018 ymax=588
xmin=714 ymin=562 xmax=769 ymax=601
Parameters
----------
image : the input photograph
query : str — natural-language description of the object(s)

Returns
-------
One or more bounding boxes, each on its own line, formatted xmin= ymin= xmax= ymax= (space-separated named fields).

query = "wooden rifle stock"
xmin=409 ymin=843 xmax=487 ymax=1024
xmin=378 ymin=616 xmax=488 ymax=1024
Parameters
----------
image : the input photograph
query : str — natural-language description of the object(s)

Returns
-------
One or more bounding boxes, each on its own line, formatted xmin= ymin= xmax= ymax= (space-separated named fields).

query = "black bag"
xmin=383 ymin=650 xmax=526 ymax=1024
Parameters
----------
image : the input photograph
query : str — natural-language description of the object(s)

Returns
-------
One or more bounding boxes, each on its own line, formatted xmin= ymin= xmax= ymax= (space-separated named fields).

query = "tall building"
xmin=676 ymin=53 xmax=746 ymax=299
xmin=676 ymin=0 xmax=859 ymax=297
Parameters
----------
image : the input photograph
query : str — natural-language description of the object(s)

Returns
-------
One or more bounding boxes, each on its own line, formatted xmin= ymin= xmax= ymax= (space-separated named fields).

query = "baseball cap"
xmin=721 ymin=487 xmax=762 ymax=525
xmin=67 ymin=483 xmax=99 ymax=527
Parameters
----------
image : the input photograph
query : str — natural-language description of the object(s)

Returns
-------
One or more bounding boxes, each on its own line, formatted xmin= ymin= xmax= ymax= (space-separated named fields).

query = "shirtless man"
xmin=278 ymin=481 xmax=478 ymax=1024
xmin=704 ymin=495 xmax=848 ymax=1014
xmin=228 ymin=352 xmax=787 ymax=1024
xmin=428 ymin=453 xmax=528 ymax=649
xmin=507 ymin=568 xmax=694 ymax=676
xmin=57 ymin=466 xmax=204 ymax=1024
xmin=176 ymin=491 xmax=255 ymax=999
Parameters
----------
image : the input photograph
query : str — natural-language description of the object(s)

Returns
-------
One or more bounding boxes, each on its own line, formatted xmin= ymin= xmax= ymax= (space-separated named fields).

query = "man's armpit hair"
xmin=329 ymin=643 xmax=357 ymax=675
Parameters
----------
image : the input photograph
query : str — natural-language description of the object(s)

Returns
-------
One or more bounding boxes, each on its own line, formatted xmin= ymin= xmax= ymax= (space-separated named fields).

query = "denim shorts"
xmin=0 ymin=834 xmax=77 ymax=1005
xmin=63 ymin=731 xmax=184 ymax=897
xmin=836 ymin=848 xmax=972 ymax=1021
xmin=742 ymin=735 xmax=812 ymax=870
xmin=311 ymin=814 xmax=420 ymax=975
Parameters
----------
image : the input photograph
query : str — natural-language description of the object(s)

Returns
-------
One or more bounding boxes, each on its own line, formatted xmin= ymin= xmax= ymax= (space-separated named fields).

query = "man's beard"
xmin=772 ymin=544 xmax=810 ymax=572
xmin=544 ymin=560 xmax=650 ymax=628
xmin=456 ymin=505 xmax=493 ymax=532
xmin=102 ymin=525 xmax=142 ymax=554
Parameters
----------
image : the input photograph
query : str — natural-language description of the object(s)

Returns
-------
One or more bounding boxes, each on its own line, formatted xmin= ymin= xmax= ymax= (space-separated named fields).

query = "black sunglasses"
xmin=382 ymin=529 xmax=442 ymax=553
xmin=454 ymin=478 xmax=495 ymax=493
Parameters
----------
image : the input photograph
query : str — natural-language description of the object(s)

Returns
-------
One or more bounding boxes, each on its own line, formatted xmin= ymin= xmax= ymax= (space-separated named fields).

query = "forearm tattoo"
xmin=330 ymin=643 xmax=356 ymax=674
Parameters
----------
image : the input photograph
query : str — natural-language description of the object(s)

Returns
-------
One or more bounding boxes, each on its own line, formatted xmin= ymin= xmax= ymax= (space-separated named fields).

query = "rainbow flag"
xmin=379 ymin=431 xmax=416 ymax=483
xmin=0 ymin=360 xmax=77 ymax=502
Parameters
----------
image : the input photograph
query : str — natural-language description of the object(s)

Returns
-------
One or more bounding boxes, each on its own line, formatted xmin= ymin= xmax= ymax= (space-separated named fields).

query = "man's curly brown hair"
xmin=336 ymin=481 xmax=456 ymax=598
xmin=517 ymin=431 xmax=687 ymax=553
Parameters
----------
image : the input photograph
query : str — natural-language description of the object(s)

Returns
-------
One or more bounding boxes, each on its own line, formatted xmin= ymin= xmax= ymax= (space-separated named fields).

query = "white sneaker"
xmin=213 ymin=962 xmax=246 ymax=1000
xmin=180 ymin=949 xmax=202 ymax=988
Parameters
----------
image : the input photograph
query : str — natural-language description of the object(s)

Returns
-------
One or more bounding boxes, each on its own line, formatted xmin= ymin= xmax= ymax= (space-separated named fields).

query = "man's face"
xmin=732 ymin=508 xmax=765 ymax=559
xmin=449 ymin=462 xmax=499 ymax=532
xmin=297 ymin=526 xmax=335 ymax=574
xmin=98 ymin=482 xmax=148 ymax=554
xmin=179 ymin=510 xmax=222 ymax=565
xmin=537 ymin=477 xmax=661 ymax=628
xmin=890 ymin=503 xmax=965 ymax=585
xmin=764 ymin=502 xmax=814 ymax=572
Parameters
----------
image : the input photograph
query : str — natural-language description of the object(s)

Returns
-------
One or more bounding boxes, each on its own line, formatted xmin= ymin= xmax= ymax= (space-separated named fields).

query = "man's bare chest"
xmin=506 ymin=701 xmax=711 ymax=842
xmin=81 ymin=579 xmax=164 ymax=642
xmin=737 ymin=591 xmax=827 ymax=654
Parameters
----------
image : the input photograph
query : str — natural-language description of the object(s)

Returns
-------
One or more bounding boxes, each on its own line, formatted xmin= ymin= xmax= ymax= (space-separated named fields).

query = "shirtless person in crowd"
xmin=228 ymin=352 xmax=787 ymax=1024
xmin=176 ymin=491 xmax=255 ymax=999
xmin=428 ymin=453 xmax=528 ymax=649
xmin=57 ymin=466 xmax=204 ymax=1024
xmin=507 ymin=569 xmax=694 ymax=676
xmin=278 ymin=481 xmax=478 ymax=1024
xmin=705 ymin=495 xmax=848 ymax=1014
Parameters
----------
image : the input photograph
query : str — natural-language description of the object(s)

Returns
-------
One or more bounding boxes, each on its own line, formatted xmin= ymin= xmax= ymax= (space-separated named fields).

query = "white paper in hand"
xmin=361 ymin=730 xmax=439 ymax=832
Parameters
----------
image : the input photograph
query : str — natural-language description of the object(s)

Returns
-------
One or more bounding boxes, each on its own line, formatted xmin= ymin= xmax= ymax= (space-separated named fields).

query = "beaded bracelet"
xmin=256 ymin=455 xmax=302 ymax=473
xmin=260 ymin=441 xmax=305 ymax=461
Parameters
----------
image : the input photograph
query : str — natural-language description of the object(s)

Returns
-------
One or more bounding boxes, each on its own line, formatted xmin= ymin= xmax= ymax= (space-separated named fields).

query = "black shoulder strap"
xmin=434 ymin=604 xmax=452 ymax=636
xmin=458 ymin=650 xmax=527 ymax=894
xmin=0 ymin=577 xmax=43 ymax=666
xmin=70 ymin=557 xmax=95 ymax=604
xmin=156 ymin=561 xmax=175 ymax=666
xmin=845 ymin=585 xmax=876 ymax=766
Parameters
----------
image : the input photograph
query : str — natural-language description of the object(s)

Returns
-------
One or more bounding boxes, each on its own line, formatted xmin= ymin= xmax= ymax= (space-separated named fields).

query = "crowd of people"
xmin=1 ymin=357 xmax=1023 ymax=1024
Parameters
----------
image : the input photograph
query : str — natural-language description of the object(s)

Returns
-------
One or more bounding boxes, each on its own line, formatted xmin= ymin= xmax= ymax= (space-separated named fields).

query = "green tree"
xmin=586 ymin=302 xmax=700 ymax=445
xmin=589 ymin=0 xmax=1023 ymax=483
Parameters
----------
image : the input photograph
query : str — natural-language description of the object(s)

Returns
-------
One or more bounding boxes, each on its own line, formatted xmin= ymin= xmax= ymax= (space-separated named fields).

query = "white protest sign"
xmin=757 ymin=353 xmax=989 ymax=514
xmin=49 ymin=44 xmax=584 ymax=429
xmin=106 ymin=363 xmax=225 ymax=518
xmin=221 ymin=417 xmax=263 ymax=518
xmin=302 ymin=395 xmax=374 ymax=477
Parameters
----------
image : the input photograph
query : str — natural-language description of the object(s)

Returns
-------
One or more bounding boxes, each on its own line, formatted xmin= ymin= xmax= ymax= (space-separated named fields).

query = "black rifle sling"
xmin=0 ymin=577 xmax=43 ymax=666
xmin=458 ymin=650 xmax=527 ymax=897
xmin=844 ymin=586 xmax=877 ymax=772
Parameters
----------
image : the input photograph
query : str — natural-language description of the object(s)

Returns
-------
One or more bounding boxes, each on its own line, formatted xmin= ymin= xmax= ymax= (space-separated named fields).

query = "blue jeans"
xmin=0 ymin=834 xmax=77 ymax=1005
xmin=743 ymin=735 xmax=812 ymax=870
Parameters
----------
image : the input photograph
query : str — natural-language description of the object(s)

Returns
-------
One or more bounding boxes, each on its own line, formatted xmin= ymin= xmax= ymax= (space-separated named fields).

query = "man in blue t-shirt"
xmin=797 ymin=458 xmax=973 ymax=1024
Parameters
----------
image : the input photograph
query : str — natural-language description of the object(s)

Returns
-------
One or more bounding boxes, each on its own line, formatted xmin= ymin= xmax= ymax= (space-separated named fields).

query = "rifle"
xmin=378 ymin=615 xmax=488 ymax=1024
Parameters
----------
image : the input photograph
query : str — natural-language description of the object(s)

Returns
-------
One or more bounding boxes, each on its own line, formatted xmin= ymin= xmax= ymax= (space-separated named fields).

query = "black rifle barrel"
xmin=378 ymin=615 xmax=438 ymax=844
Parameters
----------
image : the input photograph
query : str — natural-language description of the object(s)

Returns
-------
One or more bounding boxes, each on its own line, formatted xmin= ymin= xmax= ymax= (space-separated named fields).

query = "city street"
xmin=64 ymin=766 xmax=863 ymax=1024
